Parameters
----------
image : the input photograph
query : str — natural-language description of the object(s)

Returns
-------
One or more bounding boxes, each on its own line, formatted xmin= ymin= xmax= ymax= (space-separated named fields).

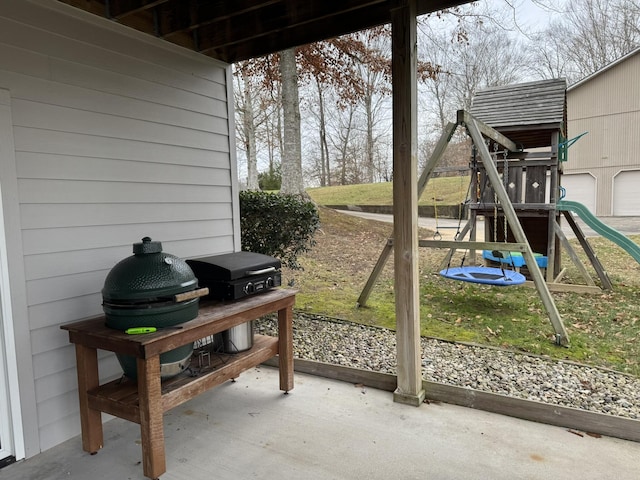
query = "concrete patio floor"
xmin=3 ymin=366 xmax=639 ymax=480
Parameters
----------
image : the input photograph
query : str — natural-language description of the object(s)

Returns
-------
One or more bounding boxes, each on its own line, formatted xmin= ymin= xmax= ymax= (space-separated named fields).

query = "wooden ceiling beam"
xmin=161 ymin=0 xmax=282 ymax=40
xmin=196 ymin=0 xmax=388 ymax=59
xmin=58 ymin=0 xmax=107 ymax=16
xmin=416 ymin=0 xmax=468 ymax=16
xmin=200 ymin=10 xmax=391 ymax=62
xmin=194 ymin=0 xmax=468 ymax=62
xmin=106 ymin=0 xmax=171 ymax=20
xmin=58 ymin=0 xmax=472 ymax=63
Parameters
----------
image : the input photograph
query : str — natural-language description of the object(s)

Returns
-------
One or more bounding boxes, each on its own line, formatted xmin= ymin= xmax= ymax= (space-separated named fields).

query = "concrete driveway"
xmin=338 ymin=210 xmax=640 ymax=241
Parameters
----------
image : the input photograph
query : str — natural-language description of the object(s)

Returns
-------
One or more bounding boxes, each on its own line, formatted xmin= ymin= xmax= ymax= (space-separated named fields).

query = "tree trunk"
xmin=365 ymin=87 xmax=374 ymax=183
xmin=339 ymin=106 xmax=355 ymax=185
xmin=315 ymin=77 xmax=331 ymax=187
xmin=242 ymin=69 xmax=259 ymax=190
xmin=279 ymin=48 xmax=305 ymax=195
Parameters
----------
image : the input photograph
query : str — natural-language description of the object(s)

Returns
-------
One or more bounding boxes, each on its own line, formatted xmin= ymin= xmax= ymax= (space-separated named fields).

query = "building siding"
xmin=566 ymin=49 xmax=640 ymax=216
xmin=0 ymin=0 xmax=237 ymax=454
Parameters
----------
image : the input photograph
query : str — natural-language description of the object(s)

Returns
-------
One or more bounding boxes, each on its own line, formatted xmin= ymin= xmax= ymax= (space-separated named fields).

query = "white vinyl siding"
xmin=0 ymin=0 xmax=237 ymax=454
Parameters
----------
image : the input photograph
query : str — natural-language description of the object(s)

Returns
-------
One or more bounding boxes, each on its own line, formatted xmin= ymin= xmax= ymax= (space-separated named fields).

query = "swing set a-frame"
xmin=356 ymin=109 xmax=571 ymax=346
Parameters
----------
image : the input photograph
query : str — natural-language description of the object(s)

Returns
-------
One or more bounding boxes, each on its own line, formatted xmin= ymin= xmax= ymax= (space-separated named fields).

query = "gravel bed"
xmin=255 ymin=313 xmax=640 ymax=420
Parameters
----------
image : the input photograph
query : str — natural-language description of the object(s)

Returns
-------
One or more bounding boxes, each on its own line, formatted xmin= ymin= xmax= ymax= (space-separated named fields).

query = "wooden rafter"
xmin=58 ymin=0 xmax=469 ymax=63
xmin=160 ymin=1 xmax=283 ymax=39
xmin=106 ymin=0 xmax=170 ymax=20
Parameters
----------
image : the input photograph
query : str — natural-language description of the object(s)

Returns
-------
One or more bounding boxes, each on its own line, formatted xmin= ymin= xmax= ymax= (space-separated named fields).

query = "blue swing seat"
xmin=439 ymin=266 xmax=526 ymax=286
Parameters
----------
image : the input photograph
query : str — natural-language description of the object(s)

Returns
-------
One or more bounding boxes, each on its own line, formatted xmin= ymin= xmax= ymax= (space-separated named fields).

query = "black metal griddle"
xmin=186 ymin=252 xmax=282 ymax=301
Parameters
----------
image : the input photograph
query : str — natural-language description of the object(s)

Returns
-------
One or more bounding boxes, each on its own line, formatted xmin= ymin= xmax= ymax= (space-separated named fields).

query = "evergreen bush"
xmin=258 ymin=164 xmax=282 ymax=190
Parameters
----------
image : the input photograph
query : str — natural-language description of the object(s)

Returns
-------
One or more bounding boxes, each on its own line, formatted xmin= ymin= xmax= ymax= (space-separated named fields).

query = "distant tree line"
xmin=234 ymin=0 xmax=640 ymax=192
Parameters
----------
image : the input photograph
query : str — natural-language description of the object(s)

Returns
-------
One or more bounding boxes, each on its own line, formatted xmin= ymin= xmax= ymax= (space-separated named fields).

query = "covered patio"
xmin=4 ymin=1 xmax=637 ymax=478
xmin=56 ymin=0 xmax=469 ymax=411
xmin=4 ymin=366 xmax=639 ymax=480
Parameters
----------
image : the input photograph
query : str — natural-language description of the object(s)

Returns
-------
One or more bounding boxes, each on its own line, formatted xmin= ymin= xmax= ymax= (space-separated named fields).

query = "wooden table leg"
xmin=137 ymin=355 xmax=166 ymax=479
xmin=75 ymin=344 xmax=103 ymax=454
xmin=277 ymin=305 xmax=294 ymax=392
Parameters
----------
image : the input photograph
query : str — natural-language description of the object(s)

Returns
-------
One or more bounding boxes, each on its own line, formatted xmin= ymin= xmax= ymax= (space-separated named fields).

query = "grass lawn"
xmin=285 ymin=205 xmax=640 ymax=378
xmin=307 ymin=176 xmax=471 ymax=207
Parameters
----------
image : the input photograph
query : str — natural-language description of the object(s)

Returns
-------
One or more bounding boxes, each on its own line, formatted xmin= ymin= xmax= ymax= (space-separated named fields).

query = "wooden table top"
xmin=61 ymin=288 xmax=297 ymax=358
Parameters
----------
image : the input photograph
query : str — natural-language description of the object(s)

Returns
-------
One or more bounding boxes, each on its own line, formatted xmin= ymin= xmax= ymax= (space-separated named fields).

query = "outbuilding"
xmin=564 ymin=47 xmax=640 ymax=216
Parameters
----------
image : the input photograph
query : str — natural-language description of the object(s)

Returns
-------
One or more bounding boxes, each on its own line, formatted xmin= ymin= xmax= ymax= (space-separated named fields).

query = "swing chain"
xmin=503 ymin=148 xmax=508 ymax=242
xmin=492 ymin=142 xmax=498 ymax=245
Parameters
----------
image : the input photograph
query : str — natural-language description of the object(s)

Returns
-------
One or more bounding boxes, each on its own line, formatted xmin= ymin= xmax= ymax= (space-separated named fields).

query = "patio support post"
xmin=391 ymin=0 xmax=425 ymax=406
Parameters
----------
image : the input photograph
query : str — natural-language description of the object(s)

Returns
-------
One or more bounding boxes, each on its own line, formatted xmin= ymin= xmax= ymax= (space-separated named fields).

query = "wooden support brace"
xmin=420 ymin=240 xmax=528 ymax=251
xmin=417 ymin=121 xmax=458 ymax=197
xmin=561 ymin=211 xmax=613 ymax=290
xmin=554 ymin=221 xmax=596 ymax=287
xmin=357 ymin=239 xmax=394 ymax=307
xmin=457 ymin=110 xmax=518 ymax=152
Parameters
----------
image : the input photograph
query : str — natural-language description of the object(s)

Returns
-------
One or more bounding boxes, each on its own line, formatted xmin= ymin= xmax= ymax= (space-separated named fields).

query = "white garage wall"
xmin=567 ymin=49 xmax=640 ymax=215
xmin=561 ymin=173 xmax=597 ymax=213
xmin=0 ymin=0 xmax=238 ymax=454
xmin=613 ymin=170 xmax=640 ymax=216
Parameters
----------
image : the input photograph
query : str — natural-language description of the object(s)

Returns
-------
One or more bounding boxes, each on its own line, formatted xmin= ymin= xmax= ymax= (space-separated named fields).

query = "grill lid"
xmin=186 ymin=251 xmax=281 ymax=281
xmin=102 ymin=237 xmax=198 ymax=302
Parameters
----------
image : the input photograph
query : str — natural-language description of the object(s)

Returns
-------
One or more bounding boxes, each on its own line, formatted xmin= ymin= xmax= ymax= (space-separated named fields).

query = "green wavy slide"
xmin=557 ymin=200 xmax=640 ymax=264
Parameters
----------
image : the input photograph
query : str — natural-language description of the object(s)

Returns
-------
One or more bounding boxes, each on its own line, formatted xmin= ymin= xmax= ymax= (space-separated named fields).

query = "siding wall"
xmin=0 ymin=0 xmax=237 ymax=454
xmin=566 ymin=51 xmax=640 ymax=216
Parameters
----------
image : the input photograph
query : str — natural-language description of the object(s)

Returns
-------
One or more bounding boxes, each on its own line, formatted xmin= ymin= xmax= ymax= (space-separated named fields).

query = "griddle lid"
xmin=186 ymin=251 xmax=281 ymax=281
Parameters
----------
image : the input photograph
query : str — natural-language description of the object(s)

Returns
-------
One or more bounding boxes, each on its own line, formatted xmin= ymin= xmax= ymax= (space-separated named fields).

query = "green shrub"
xmin=239 ymin=191 xmax=320 ymax=270
xmin=258 ymin=164 xmax=282 ymax=190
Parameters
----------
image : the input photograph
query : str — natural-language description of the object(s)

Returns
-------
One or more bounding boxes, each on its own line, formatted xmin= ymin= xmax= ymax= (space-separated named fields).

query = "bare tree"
xmin=295 ymin=29 xmax=393 ymax=186
xmin=279 ymin=48 xmax=305 ymax=195
xmin=240 ymin=66 xmax=258 ymax=190
xmin=451 ymin=26 xmax=527 ymax=109
xmin=327 ymin=102 xmax=357 ymax=185
xmin=346 ymin=27 xmax=393 ymax=184
xmin=529 ymin=0 xmax=640 ymax=83
xmin=233 ymin=62 xmax=260 ymax=190
xmin=418 ymin=11 xmax=527 ymax=143
xmin=418 ymin=28 xmax=458 ymax=135
xmin=526 ymin=20 xmax=575 ymax=80
xmin=314 ymin=77 xmax=331 ymax=186
xmin=566 ymin=0 xmax=639 ymax=79
xmin=259 ymin=80 xmax=284 ymax=185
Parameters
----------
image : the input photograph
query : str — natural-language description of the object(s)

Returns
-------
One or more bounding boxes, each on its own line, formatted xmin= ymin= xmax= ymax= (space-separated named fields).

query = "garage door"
xmin=561 ymin=173 xmax=596 ymax=212
xmin=613 ymin=170 xmax=640 ymax=216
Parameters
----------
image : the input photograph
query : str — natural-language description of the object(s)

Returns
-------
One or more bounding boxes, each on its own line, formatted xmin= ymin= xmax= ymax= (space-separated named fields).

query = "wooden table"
xmin=61 ymin=288 xmax=296 ymax=480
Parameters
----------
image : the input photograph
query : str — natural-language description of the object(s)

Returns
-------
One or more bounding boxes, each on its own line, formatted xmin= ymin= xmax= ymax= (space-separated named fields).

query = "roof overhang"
xmin=58 ymin=0 xmax=468 ymax=63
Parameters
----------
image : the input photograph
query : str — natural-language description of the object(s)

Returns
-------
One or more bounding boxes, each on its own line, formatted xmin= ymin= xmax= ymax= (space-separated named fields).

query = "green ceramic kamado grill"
xmin=102 ymin=237 xmax=208 ymax=379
